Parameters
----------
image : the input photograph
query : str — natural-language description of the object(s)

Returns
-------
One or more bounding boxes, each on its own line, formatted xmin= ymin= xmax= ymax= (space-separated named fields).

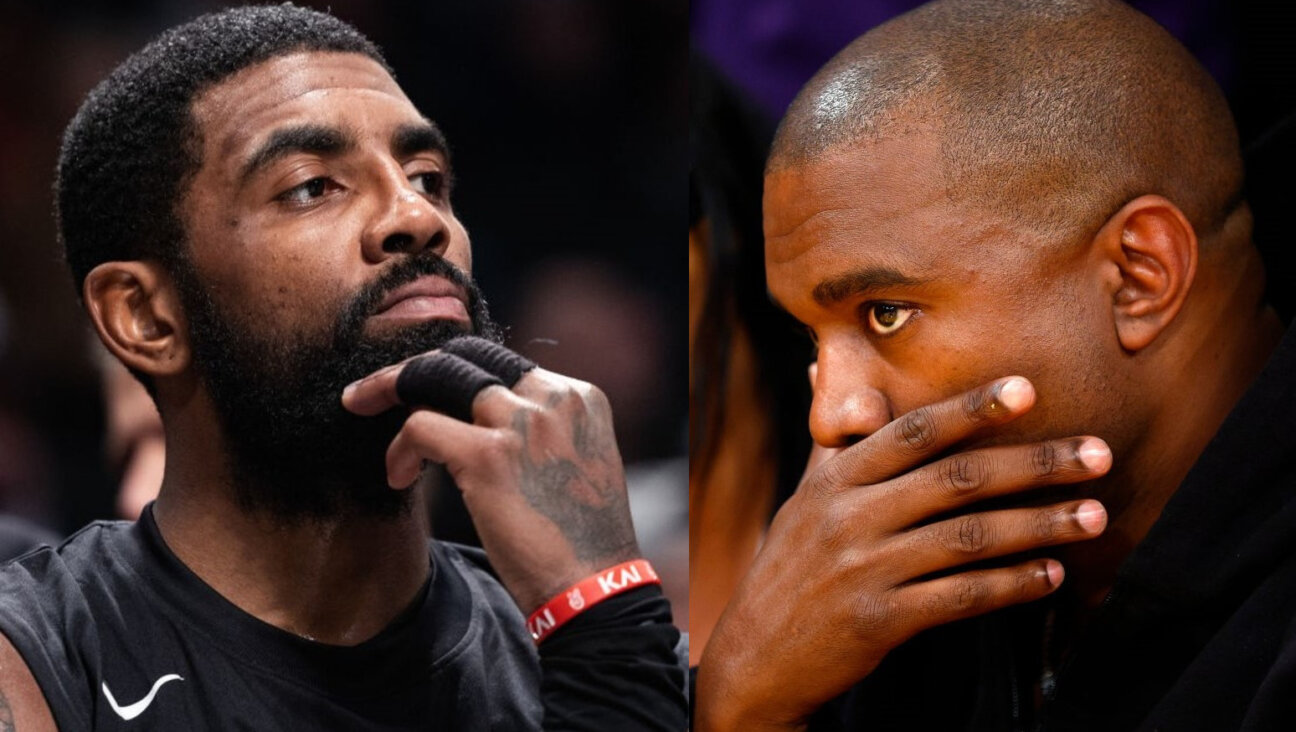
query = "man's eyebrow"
xmin=812 ymin=266 xmax=928 ymax=306
xmin=392 ymin=121 xmax=450 ymax=161
xmin=239 ymin=124 xmax=356 ymax=185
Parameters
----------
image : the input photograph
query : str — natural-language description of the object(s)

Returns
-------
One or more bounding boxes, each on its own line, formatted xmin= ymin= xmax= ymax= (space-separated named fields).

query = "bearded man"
xmin=0 ymin=5 xmax=684 ymax=730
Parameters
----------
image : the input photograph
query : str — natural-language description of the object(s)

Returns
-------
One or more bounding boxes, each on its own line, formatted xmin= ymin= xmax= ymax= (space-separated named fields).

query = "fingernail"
xmin=1045 ymin=559 xmax=1065 ymax=588
xmin=1076 ymin=438 xmax=1112 ymax=472
xmin=342 ymin=382 xmax=358 ymax=400
xmin=1074 ymin=500 xmax=1107 ymax=533
xmin=996 ymin=378 xmax=1032 ymax=411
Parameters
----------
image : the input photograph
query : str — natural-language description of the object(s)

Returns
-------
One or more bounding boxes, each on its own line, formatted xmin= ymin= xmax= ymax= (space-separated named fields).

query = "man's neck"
xmin=1060 ymin=247 xmax=1285 ymax=610
xmin=151 ymin=465 xmax=432 ymax=646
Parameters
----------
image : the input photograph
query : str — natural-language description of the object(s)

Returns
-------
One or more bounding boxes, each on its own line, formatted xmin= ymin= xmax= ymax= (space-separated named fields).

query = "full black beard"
xmin=175 ymin=252 xmax=502 ymax=525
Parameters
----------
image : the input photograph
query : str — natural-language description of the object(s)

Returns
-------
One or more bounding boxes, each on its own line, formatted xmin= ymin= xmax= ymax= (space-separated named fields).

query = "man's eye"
xmin=865 ymin=303 xmax=915 ymax=335
xmin=410 ymin=171 xmax=446 ymax=198
xmin=279 ymin=177 xmax=333 ymax=205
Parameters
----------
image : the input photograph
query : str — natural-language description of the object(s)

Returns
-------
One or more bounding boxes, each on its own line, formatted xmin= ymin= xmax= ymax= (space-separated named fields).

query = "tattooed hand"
xmin=342 ymin=350 xmax=641 ymax=613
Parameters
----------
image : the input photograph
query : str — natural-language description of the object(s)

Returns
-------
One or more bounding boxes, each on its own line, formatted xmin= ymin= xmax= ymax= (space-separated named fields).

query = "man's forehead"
xmin=762 ymin=132 xmax=954 ymax=268
xmin=766 ymin=131 xmax=946 ymax=222
xmin=762 ymin=132 xmax=1040 ymax=307
xmin=190 ymin=50 xmax=416 ymax=161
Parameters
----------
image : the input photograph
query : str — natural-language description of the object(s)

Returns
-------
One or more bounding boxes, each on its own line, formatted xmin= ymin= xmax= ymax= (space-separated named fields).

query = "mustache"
xmin=336 ymin=253 xmax=482 ymax=329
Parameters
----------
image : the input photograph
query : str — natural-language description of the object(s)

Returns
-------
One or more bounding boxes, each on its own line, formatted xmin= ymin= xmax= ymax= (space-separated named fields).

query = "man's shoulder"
xmin=0 ymin=519 xmax=139 ymax=661
xmin=0 ymin=520 xmax=137 ymax=731
xmin=430 ymin=539 xmax=523 ymax=622
xmin=434 ymin=539 xmax=495 ymax=579
xmin=0 ymin=519 xmax=135 ymax=590
xmin=0 ymin=514 xmax=60 ymax=564
xmin=428 ymin=539 xmax=536 ymax=653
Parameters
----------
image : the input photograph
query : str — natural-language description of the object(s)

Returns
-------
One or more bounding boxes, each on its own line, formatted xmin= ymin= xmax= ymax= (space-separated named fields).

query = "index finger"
xmin=799 ymin=442 xmax=842 ymax=486
xmin=340 ymin=358 xmax=418 ymax=416
xmin=809 ymin=376 xmax=1035 ymax=491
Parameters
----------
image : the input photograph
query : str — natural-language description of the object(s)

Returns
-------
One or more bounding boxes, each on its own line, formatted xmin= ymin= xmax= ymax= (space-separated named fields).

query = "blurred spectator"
xmin=688 ymin=57 xmax=812 ymax=662
xmin=511 ymin=259 xmax=673 ymax=462
xmin=0 ymin=286 xmax=60 ymax=558
xmin=96 ymin=346 xmax=164 ymax=520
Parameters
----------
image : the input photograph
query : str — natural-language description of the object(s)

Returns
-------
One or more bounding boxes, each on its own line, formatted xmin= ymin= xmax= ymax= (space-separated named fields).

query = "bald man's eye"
xmin=865 ymin=303 xmax=916 ymax=336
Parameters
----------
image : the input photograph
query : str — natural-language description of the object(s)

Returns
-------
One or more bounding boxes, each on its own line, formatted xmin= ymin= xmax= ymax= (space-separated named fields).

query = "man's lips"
xmin=370 ymin=275 xmax=470 ymax=325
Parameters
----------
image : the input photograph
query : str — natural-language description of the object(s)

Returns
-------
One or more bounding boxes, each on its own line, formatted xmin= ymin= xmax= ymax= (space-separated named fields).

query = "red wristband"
xmin=525 ymin=559 xmax=660 ymax=644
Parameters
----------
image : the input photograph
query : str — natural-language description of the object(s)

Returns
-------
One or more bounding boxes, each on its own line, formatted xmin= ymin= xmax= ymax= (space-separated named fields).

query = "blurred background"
xmin=0 ymin=0 xmax=687 ymax=622
xmin=693 ymin=0 xmax=1296 ymax=144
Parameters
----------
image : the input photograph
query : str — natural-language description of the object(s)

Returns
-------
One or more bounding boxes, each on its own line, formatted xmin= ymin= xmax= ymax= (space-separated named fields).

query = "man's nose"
xmin=360 ymin=169 xmax=450 ymax=262
xmin=808 ymin=344 xmax=892 ymax=448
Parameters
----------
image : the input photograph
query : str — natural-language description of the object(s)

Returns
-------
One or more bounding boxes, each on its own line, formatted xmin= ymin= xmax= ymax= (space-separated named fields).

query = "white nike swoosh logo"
xmin=101 ymin=674 xmax=184 ymax=720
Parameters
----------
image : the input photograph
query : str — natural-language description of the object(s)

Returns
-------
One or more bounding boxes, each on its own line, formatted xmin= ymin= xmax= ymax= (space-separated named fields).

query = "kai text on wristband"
xmin=526 ymin=559 xmax=660 ymax=644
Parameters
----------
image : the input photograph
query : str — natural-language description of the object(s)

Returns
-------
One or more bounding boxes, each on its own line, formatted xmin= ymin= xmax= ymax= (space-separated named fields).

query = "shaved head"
xmin=770 ymin=0 xmax=1243 ymax=245
xmin=762 ymin=0 xmax=1286 ymax=649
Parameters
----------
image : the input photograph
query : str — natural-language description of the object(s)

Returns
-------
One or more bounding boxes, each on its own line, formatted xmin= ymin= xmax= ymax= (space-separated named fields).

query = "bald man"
xmin=696 ymin=0 xmax=1295 ymax=730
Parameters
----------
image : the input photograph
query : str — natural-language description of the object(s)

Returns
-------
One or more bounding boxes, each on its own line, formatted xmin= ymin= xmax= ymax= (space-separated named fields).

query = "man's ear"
xmin=1091 ymin=194 xmax=1198 ymax=352
xmin=83 ymin=262 xmax=189 ymax=378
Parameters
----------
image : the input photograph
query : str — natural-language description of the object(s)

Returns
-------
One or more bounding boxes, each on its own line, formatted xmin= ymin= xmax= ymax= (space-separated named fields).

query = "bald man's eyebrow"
xmin=812 ymin=266 xmax=927 ymax=306
xmin=392 ymin=122 xmax=450 ymax=161
xmin=239 ymin=124 xmax=356 ymax=185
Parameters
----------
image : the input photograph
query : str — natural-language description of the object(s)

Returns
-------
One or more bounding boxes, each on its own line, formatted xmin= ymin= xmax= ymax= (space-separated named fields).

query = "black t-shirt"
xmin=0 ymin=507 xmax=685 ymax=730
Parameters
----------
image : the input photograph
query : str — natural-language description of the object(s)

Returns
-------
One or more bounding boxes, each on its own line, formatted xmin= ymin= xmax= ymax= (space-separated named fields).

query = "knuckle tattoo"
xmin=490 ymin=430 xmax=522 ymax=457
xmin=1031 ymin=441 xmax=1058 ymax=477
xmin=555 ymin=382 xmax=580 ymax=405
xmin=898 ymin=408 xmax=937 ymax=451
xmin=537 ymin=406 xmax=564 ymax=433
xmin=513 ymin=405 xmax=544 ymax=435
xmin=583 ymin=383 xmax=611 ymax=410
xmin=543 ymin=390 xmax=565 ymax=410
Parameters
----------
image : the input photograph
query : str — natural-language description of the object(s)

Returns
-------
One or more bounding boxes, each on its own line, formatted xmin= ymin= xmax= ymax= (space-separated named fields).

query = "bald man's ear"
xmin=1093 ymin=194 xmax=1198 ymax=352
xmin=83 ymin=262 xmax=189 ymax=378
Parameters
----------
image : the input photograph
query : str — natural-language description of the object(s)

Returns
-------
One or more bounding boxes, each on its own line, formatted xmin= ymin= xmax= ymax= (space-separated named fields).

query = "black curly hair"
xmin=56 ymin=3 xmax=390 ymax=296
